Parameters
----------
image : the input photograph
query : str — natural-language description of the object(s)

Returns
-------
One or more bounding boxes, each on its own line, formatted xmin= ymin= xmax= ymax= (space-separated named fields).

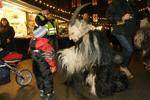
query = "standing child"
xmin=30 ymin=8 xmax=57 ymax=100
xmin=30 ymin=37 xmax=57 ymax=100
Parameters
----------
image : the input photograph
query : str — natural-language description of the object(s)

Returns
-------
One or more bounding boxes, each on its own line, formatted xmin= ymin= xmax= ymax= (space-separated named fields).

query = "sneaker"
xmin=44 ymin=92 xmax=55 ymax=100
xmin=40 ymin=90 xmax=44 ymax=97
xmin=120 ymin=67 xmax=134 ymax=79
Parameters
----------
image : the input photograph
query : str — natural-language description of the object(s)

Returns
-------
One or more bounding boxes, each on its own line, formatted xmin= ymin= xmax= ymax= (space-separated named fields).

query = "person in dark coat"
xmin=34 ymin=8 xmax=49 ymax=29
xmin=0 ymin=18 xmax=15 ymax=52
xmin=106 ymin=0 xmax=140 ymax=79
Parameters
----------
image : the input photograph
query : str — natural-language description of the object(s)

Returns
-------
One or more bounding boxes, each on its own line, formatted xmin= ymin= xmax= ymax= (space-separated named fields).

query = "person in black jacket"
xmin=0 ymin=18 xmax=15 ymax=52
xmin=34 ymin=8 xmax=49 ymax=29
xmin=106 ymin=0 xmax=140 ymax=79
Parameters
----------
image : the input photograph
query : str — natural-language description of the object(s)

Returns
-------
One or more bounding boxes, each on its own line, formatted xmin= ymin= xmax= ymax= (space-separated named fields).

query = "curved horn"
xmin=69 ymin=2 xmax=91 ymax=26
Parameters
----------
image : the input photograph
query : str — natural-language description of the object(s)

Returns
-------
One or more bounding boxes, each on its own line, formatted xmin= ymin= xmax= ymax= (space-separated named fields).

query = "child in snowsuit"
xmin=30 ymin=37 xmax=57 ymax=100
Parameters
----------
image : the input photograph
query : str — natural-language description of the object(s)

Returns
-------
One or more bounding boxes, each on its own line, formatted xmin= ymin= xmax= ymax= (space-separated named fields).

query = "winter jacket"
xmin=30 ymin=38 xmax=57 ymax=73
xmin=106 ymin=0 xmax=140 ymax=37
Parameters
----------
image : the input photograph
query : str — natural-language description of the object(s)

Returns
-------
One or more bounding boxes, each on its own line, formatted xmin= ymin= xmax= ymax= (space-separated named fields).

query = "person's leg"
xmin=32 ymin=60 xmax=44 ymax=96
xmin=32 ymin=51 xmax=54 ymax=99
xmin=115 ymin=35 xmax=134 ymax=79
xmin=34 ymin=52 xmax=54 ymax=99
xmin=40 ymin=61 xmax=54 ymax=95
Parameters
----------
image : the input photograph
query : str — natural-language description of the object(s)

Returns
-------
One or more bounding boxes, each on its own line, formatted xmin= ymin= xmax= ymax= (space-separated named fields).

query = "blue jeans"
xmin=115 ymin=35 xmax=133 ymax=67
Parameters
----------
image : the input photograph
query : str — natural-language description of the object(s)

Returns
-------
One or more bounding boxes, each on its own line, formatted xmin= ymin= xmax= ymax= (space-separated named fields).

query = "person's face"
xmin=42 ymin=9 xmax=49 ymax=16
xmin=83 ymin=13 xmax=89 ymax=21
xmin=1 ymin=20 xmax=7 ymax=26
xmin=140 ymin=18 xmax=148 ymax=28
xmin=47 ymin=13 xmax=53 ymax=20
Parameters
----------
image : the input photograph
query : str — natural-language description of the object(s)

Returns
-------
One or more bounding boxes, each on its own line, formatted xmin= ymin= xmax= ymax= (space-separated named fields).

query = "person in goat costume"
xmin=134 ymin=18 xmax=150 ymax=71
xmin=58 ymin=3 xmax=128 ymax=99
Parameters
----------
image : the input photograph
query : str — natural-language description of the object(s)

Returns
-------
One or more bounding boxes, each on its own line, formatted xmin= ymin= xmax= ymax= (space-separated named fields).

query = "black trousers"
xmin=31 ymin=51 xmax=53 ymax=94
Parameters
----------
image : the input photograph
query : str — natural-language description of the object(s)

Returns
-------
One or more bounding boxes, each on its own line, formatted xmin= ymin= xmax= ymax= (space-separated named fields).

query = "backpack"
xmin=0 ymin=60 xmax=10 ymax=85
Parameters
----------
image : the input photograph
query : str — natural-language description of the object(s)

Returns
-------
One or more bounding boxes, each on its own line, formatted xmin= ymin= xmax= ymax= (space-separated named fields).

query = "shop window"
xmin=92 ymin=13 xmax=98 ymax=22
xmin=72 ymin=0 xmax=81 ymax=7
xmin=1 ymin=6 xmax=27 ymax=38
xmin=77 ymin=0 xmax=81 ymax=7
xmin=92 ymin=0 xmax=98 ymax=6
xmin=0 ymin=0 xmax=3 ymax=8
xmin=72 ymin=0 xmax=76 ymax=7
xmin=108 ymin=0 xmax=112 ymax=4
xmin=27 ymin=13 xmax=36 ymax=36
xmin=58 ymin=21 xmax=69 ymax=38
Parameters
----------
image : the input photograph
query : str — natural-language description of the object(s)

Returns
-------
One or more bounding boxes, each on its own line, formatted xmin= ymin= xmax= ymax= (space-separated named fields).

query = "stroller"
xmin=0 ymin=49 xmax=32 ymax=86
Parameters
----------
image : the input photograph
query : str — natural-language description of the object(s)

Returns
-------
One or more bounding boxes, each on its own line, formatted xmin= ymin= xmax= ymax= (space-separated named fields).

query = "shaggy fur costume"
xmin=58 ymin=3 xmax=128 ymax=99
xmin=134 ymin=18 xmax=150 ymax=69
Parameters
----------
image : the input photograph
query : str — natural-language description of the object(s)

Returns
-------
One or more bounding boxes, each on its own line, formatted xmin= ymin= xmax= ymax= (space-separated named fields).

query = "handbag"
xmin=0 ymin=60 xmax=10 ymax=85
xmin=33 ymin=26 xmax=48 ymax=38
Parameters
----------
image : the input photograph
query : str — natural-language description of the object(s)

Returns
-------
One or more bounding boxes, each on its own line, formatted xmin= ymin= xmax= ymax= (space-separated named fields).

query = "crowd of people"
xmin=0 ymin=0 xmax=149 ymax=100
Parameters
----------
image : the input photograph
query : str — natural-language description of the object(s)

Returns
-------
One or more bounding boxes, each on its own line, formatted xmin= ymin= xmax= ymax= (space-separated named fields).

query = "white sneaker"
xmin=40 ymin=90 xmax=44 ymax=97
xmin=120 ymin=67 xmax=134 ymax=79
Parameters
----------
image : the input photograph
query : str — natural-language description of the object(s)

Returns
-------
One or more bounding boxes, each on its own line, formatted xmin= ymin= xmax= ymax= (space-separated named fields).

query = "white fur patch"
xmin=68 ymin=19 xmax=95 ymax=42
xmin=86 ymin=74 xmax=96 ymax=96
xmin=134 ymin=30 xmax=144 ymax=48
xmin=58 ymin=33 xmax=101 ymax=75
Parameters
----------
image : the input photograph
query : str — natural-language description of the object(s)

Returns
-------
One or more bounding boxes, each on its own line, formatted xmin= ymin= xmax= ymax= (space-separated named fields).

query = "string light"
xmin=138 ymin=6 xmax=148 ymax=12
xmin=39 ymin=0 xmax=42 ymax=4
xmin=34 ymin=0 xmax=148 ymax=24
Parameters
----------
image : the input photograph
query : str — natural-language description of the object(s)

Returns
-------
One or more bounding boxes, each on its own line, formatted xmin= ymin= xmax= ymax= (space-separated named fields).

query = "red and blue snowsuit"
xmin=30 ymin=37 xmax=57 ymax=95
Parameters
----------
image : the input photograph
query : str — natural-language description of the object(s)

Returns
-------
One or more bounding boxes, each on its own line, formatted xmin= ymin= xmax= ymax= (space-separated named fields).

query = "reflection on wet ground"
xmin=0 ymin=53 xmax=150 ymax=100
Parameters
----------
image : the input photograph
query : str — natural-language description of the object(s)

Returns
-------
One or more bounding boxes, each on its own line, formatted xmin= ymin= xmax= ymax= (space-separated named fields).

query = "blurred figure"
xmin=82 ymin=13 xmax=91 ymax=24
xmin=0 ymin=18 xmax=15 ymax=52
xmin=134 ymin=17 xmax=150 ymax=71
xmin=45 ymin=12 xmax=58 ymax=50
xmin=106 ymin=0 xmax=140 ymax=79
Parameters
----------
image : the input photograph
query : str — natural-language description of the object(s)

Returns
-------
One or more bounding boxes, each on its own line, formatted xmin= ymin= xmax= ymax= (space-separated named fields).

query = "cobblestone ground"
xmin=0 ymin=53 xmax=150 ymax=100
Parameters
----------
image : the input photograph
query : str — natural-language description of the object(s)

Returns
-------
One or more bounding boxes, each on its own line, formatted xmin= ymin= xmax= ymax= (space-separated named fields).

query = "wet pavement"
xmin=0 ymin=53 xmax=150 ymax=100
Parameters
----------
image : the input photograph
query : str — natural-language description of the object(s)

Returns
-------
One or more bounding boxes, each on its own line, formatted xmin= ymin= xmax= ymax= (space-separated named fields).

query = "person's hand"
xmin=122 ymin=13 xmax=132 ymax=21
xmin=6 ymin=39 xmax=10 ymax=43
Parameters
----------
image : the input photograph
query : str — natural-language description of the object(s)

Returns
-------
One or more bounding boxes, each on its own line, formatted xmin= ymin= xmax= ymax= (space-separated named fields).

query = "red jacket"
xmin=34 ymin=38 xmax=57 ymax=73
